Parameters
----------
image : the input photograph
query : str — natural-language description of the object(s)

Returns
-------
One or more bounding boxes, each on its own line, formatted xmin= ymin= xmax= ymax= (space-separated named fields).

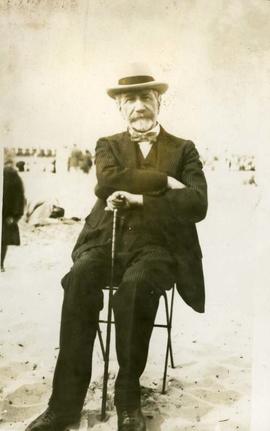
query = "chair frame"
xmin=97 ymin=283 xmax=176 ymax=419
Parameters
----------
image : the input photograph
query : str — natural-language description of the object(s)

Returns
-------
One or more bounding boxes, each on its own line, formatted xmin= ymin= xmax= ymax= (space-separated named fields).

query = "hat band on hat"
xmin=118 ymin=75 xmax=154 ymax=85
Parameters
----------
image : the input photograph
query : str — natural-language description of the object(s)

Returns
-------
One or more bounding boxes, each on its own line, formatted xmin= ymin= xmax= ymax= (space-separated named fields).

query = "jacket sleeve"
xmin=95 ymin=138 xmax=167 ymax=200
xmin=143 ymin=141 xmax=208 ymax=223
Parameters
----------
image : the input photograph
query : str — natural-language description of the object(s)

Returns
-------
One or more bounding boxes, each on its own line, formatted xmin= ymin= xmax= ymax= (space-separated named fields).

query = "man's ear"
xmin=153 ymin=90 xmax=161 ymax=112
xmin=156 ymin=96 xmax=161 ymax=114
xmin=158 ymin=94 xmax=162 ymax=109
xmin=115 ymin=96 xmax=122 ymax=112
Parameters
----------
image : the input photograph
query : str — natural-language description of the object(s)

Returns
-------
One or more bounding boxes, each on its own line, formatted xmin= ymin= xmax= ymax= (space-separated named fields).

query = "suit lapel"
xmin=117 ymin=131 xmax=137 ymax=168
xmin=157 ymin=127 xmax=181 ymax=175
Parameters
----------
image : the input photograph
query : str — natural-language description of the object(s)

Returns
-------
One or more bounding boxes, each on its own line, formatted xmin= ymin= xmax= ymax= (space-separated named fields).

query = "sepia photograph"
xmin=0 ymin=1 xmax=269 ymax=430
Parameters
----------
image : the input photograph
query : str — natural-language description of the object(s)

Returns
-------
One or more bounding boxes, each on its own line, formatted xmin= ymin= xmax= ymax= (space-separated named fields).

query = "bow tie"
xmin=129 ymin=129 xmax=159 ymax=143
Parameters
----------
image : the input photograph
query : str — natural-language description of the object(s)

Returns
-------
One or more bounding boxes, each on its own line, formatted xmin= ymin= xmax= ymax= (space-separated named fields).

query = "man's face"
xmin=117 ymin=89 xmax=160 ymax=132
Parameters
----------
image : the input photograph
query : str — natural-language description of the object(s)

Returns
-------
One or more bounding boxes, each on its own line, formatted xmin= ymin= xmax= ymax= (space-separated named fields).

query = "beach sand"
xmin=0 ymin=169 xmax=258 ymax=430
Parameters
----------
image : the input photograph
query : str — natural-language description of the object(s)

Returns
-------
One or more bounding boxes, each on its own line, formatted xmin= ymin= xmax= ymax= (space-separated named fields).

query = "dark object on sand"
xmin=25 ymin=200 xmax=65 ymax=226
xmin=50 ymin=205 xmax=65 ymax=219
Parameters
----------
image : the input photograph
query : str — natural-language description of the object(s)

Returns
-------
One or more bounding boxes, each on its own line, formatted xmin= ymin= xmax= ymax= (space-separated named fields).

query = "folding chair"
xmin=97 ymin=210 xmax=176 ymax=420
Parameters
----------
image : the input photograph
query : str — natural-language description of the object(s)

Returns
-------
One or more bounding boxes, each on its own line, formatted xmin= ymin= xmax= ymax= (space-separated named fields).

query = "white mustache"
xmin=131 ymin=114 xmax=152 ymax=121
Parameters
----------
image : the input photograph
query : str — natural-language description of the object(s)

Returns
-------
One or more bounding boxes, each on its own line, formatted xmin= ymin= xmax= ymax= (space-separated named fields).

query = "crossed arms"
xmin=94 ymin=138 xmax=208 ymax=223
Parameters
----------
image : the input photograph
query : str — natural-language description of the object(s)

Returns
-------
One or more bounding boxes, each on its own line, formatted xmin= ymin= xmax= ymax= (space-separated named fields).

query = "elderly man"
xmin=26 ymin=64 xmax=207 ymax=431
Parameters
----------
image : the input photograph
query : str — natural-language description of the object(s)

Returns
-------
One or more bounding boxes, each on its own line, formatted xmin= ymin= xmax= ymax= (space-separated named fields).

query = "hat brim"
xmin=107 ymin=81 xmax=168 ymax=98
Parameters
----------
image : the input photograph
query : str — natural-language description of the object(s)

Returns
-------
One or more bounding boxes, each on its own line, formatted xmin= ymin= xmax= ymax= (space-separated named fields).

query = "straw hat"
xmin=107 ymin=63 xmax=168 ymax=98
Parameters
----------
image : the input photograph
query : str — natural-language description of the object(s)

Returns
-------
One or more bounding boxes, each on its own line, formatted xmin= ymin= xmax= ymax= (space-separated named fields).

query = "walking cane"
xmin=101 ymin=208 xmax=118 ymax=420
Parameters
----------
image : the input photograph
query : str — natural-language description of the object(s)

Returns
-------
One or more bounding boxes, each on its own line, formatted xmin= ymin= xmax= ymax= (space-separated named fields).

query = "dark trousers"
xmin=49 ymin=244 xmax=176 ymax=417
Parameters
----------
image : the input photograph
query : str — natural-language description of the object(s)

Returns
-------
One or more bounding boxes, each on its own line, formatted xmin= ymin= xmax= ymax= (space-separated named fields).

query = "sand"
xmin=0 ymin=169 xmax=258 ymax=430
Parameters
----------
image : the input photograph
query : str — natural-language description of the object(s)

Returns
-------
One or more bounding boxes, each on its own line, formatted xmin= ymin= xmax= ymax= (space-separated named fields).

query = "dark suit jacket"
xmin=72 ymin=127 xmax=208 ymax=313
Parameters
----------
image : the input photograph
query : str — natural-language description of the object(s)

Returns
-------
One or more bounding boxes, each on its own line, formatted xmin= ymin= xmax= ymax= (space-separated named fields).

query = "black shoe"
xmin=117 ymin=407 xmax=146 ymax=431
xmin=25 ymin=408 xmax=80 ymax=431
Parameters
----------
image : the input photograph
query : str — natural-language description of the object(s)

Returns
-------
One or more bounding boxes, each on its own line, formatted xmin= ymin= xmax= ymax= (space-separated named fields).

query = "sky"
xmin=0 ymin=0 xmax=269 ymax=156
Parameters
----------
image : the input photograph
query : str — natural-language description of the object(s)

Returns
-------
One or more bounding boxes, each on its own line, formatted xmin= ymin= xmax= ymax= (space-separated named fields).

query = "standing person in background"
xmin=1 ymin=161 xmax=25 ymax=272
xmin=80 ymin=149 xmax=93 ymax=173
xmin=67 ymin=144 xmax=83 ymax=172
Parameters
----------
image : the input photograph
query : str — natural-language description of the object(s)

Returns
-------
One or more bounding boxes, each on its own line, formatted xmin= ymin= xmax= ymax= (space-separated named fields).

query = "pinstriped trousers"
xmin=49 ymin=243 xmax=176 ymax=416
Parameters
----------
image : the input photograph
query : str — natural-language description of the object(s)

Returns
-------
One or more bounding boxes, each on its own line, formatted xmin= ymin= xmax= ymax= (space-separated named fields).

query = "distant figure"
xmin=16 ymin=160 xmax=26 ymax=172
xmin=38 ymin=149 xmax=45 ymax=157
xmin=17 ymin=148 xmax=23 ymax=156
xmin=1 ymin=165 xmax=25 ymax=271
xmin=248 ymin=175 xmax=257 ymax=186
xmin=51 ymin=159 xmax=56 ymax=174
xmin=79 ymin=150 xmax=93 ymax=173
xmin=68 ymin=145 xmax=83 ymax=171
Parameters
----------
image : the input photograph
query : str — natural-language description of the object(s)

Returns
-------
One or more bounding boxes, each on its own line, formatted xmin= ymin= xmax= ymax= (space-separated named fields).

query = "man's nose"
xmin=134 ymin=98 xmax=145 ymax=111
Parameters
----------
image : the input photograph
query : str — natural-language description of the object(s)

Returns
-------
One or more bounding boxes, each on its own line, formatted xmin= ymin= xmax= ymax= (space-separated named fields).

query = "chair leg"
xmin=162 ymin=291 xmax=173 ymax=394
xmin=100 ymin=290 xmax=114 ymax=420
xmin=168 ymin=331 xmax=175 ymax=369
xmin=169 ymin=284 xmax=175 ymax=369
xmin=97 ymin=324 xmax=106 ymax=361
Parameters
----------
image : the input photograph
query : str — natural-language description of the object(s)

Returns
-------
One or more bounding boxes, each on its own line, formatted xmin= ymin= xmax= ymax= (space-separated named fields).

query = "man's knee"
xmin=122 ymin=266 xmax=167 ymax=299
xmin=113 ymin=275 xmax=161 ymax=320
xmin=61 ymin=254 xmax=105 ymax=312
xmin=62 ymin=252 xmax=105 ymax=289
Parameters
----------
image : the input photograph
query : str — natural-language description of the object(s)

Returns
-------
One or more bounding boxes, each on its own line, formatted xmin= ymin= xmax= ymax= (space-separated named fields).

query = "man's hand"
xmin=167 ymin=176 xmax=185 ymax=190
xmin=105 ymin=191 xmax=143 ymax=211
